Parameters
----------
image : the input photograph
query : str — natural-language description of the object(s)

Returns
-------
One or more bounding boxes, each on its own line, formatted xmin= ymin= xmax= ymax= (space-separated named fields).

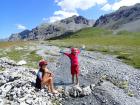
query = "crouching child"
xmin=35 ymin=60 xmax=58 ymax=94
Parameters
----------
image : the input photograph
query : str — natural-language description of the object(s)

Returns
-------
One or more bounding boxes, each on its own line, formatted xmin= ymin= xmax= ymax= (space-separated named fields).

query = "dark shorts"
xmin=71 ymin=65 xmax=79 ymax=75
xmin=35 ymin=77 xmax=41 ymax=89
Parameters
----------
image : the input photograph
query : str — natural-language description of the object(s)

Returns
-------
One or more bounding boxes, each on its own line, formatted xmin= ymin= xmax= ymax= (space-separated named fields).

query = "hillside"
xmin=94 ymin=3 xmax=140 ymax=32
xmin=9 ymin=16 xmax=94 ymax=41
xmin=49 ymin=27 xmax=140 ymax=68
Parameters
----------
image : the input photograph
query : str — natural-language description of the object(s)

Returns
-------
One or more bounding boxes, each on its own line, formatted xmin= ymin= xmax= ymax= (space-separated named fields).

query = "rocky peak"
xmin=60 ymin=15 xmax=89 ymax=25
xmin=94 ymin=3 xmax=140 ymax=31
xmin=9 ymin=16 xmax=94 ymax=41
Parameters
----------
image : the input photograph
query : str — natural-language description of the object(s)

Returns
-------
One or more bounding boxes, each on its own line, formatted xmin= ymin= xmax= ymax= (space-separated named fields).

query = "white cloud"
xmin=102 ymin=0 xmax=140 ymax=11
xmin=47 ymin=10 xmax=79 ymax=23
xmin=56 ymin=0 xmax=107 ymax=11
xmin=16 ymin=24 xmax=27 ymax=30
xmin=47 ymin=0 xmax=107 ymax=23
xmin=101 ymin=3 xmax=112 ymax=11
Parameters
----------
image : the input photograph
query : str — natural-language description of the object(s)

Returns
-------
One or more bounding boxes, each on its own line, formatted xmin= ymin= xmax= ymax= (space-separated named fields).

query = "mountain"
xmin=9 ymin=16 xmax=94 ymax=41
xmin=94 ymin=3 xmax=140 ymax=32
xmin=9 ymin=30 xmax=31 ymax=41
xmin=0 ymin=38 xmax=8 ymax=42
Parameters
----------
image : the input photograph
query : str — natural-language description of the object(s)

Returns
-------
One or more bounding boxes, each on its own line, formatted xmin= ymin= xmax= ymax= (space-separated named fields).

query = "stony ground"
xmin=0 ymin=43 xmax=140 ymax=105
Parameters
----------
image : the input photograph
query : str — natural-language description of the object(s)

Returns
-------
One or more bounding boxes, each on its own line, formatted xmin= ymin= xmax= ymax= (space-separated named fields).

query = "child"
xmin=60 ymin=47 xmax=84 ymax=86
xmin=35 ymin=59 xmax=58 ymax=94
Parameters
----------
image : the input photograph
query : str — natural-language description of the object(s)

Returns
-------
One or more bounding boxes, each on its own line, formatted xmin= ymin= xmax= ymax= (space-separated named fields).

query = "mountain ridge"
xmin=8 ymin=3 xmax=140 ymax=41
xmin=94 ymin=3 xmax=140 ymax=32
xmin=9 ymin=16 xmax=94 ymax=41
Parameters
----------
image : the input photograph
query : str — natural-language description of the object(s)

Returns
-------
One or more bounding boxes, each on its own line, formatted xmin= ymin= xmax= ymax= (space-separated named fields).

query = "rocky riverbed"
xmin=0 ymin=44 xmax=140 ymax=105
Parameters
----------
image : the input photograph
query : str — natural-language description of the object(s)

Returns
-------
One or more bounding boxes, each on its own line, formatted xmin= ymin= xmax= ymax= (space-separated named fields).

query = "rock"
xmin=25 ymin=99 xmax=33 ymax=105
xmin=81 ymin=86 xmax=92 ymax=96
xmin=20 ymin=102 xmax=28 ymax=105
xmin=69 ymin=86 xmax=82 ymax=97
xmin=93 ymin=81 xmax=140 ymax=105
xmin=17 ymin=60 xmax=27 ymax=66
xmin=46 ymin=101 xmax=52 ymax=105
xmin=0 ymin=99 xmax=4 ymax=105
xmin=63 ymin=86 xmax=72 ymax=97
xmin=0 ymin=89 xmax=2 ymax=95
xmin=1 ymin=84 xmax=12 ymax=93
xmin=66 ymin=85 xmax=92 ymax=97
xmin=1 ymin=44 xmax=140 ymax=105
xmin=0 ymin=80 xmax=6 ymax=86
xmin=56 ymin=86 xmax=64 ymax=92
xmin=90 ymin=84 xmax=96 ymax=90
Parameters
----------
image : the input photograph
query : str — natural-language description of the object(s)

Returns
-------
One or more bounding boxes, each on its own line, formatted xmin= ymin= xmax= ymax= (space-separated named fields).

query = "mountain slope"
xmin=9 ymin=16 xmax=94 ymax=41
xmin=49 ymin=27 xmax=140 ymax=68
xmin=94 ymin=3 xmax=140 ymax=32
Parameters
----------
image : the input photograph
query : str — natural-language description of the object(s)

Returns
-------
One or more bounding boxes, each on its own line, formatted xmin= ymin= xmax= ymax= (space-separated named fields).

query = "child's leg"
xmin=76 ymin=74 xmax=79 ymax=86
xmin=47 ymin=84 xmax=51 ymax=92
xmin=48 ymin=77 xmax=58 ymax=93
xmin=72 ymin=74 xmax=74 ymax=84
xmin=42 ymin=77 xmax=58 ymax=93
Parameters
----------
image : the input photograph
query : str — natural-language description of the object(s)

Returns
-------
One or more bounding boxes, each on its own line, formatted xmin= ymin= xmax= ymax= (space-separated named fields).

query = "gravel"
xmin=0 ymin=44 xmax=140 ymax=105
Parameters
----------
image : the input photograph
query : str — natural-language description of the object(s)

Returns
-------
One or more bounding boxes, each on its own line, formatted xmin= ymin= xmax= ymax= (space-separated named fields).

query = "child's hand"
xmin=82 ymin=45 xmax=85 ymax=49
xmin=51 ymin=73 xmax=54 ymax=77
xmin=59 ymin=49 xmax=64 ymax=54
xmin=80 ymin=45 xmax=85 ymax=51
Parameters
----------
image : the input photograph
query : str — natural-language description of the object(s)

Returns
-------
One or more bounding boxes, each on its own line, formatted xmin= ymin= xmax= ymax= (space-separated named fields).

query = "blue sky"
xmin=0 ymin=0 xmax=139 ymax=39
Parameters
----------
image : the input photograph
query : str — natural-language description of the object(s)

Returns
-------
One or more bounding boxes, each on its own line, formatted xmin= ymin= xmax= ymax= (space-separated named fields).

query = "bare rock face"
xmin=9 ymin=16 xmax=94 ymax=41
xmin=9 ymin=30 xmax=31 ymax=41
xmin=94 ymin=3 xmax=140 ymax=32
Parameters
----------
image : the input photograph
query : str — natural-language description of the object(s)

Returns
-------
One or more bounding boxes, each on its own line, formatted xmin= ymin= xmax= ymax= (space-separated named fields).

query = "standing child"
xmin=60 ymin=46 xmax=85 ymax=86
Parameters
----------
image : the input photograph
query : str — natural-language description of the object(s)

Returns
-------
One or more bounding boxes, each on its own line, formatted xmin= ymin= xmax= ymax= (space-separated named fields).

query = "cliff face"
xmin=94 ymin=3 xmax=140 ymax=32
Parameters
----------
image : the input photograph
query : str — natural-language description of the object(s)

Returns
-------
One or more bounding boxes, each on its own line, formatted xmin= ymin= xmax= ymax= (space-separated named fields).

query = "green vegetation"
xmin=0 ymin=47 xmax=42 ymax=68
xmin=0 ymin=41 xmax=43 ymax=68
xmin=52 ymin=99 xmax=61 ymax=105
xmin=0 ymin=41 xmax=29 ymax=48
xmin=6 ymin=49 xmax=27 ymax=61
xmin=118 ymin=81 xmax=129 ymax=89
xmin=49 ymin=27 xmax=140 ymax=68
xmin=0 ymin=28 xmax=140 ymax=68
xmin=0 ymin=67 xmax=5 ymax=71
xmin=26 ymin=50 xmax=42 ymax=68
xmin=127 ymin=91 xmax=135 ymax=97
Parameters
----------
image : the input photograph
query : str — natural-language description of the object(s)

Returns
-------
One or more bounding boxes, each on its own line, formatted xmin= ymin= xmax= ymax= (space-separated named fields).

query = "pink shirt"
xmin=64 ymin=50 xmax=80 ymax=66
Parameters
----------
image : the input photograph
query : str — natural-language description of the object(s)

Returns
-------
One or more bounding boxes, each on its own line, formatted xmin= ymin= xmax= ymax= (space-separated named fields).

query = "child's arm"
xmin=44 ymin=68 xmax=54 ymax=77
xmin=59 ymin=50 xmax=70 ymax=57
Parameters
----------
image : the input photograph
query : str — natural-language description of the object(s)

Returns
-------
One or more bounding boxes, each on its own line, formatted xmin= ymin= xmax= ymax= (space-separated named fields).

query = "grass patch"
xmin=1 ymin=48 xmax=42 ymax=68
xmin=0 ymin=41 xmax=29 ymax=48
xmin=127 ymin=91 xmax=135 ymax=97
xmin=48 ymin=27 xmax=140 ymax=68
xmin=0 ymin=67 xmax=5 ymax=71
xmin=26 ymin=50 xmax=42 ymax=68
xmin=5 ymin=50 xmax=27 ymax=61
xmin=118 ymin=81 xmax=129 ymax=89
xmin=52 ymin=99 xmax=61 ymax=105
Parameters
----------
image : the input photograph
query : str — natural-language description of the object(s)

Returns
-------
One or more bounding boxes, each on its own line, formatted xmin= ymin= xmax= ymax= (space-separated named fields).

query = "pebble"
xmin=1 ymin=44 xmax=140 ymax=105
